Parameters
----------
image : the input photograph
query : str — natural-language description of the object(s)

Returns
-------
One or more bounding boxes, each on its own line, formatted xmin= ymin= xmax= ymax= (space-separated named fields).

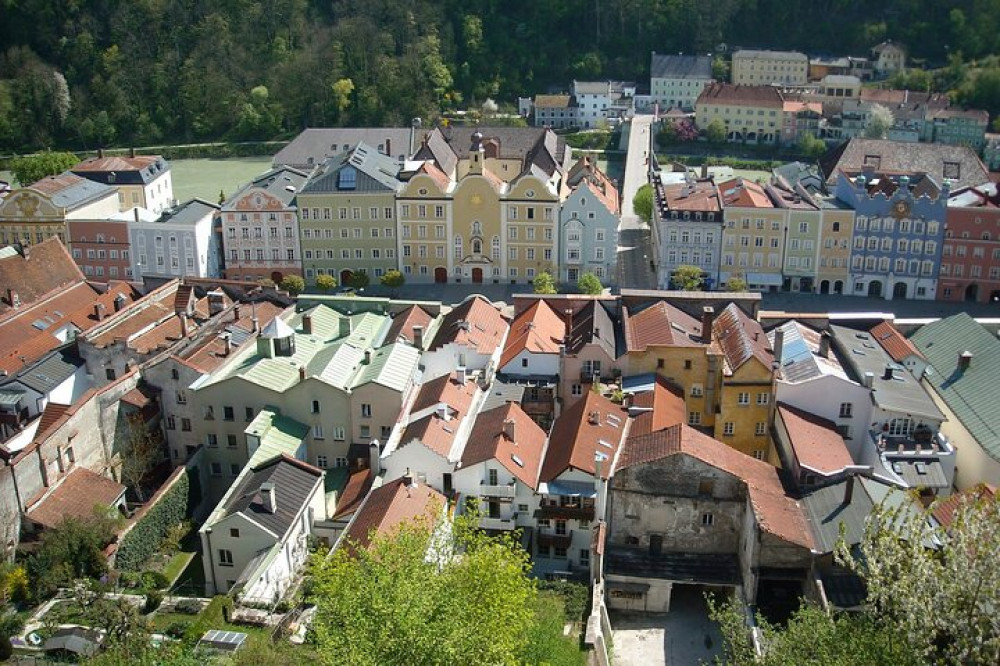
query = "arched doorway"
xmin=820 ymin=280 xmax=830 ymax=294
xmin=868 ymin=280 xmax=883 ymax=298
xmin=434 ymin=267 xmax=447 ymax=283
xmin=834 ymin=280 xmax=844 ymax=294
xmin=893 ymin=282 xmax=907 ymax=299
xmin=340 ymin=269 xmax=353 ymax=286
xmin=472 ymin=267 xmax=484 ymax=284
xmin=270 ymin=271 xmax=283 ymax=284
xmin=965 ymin=283 xmax=979 ymax=302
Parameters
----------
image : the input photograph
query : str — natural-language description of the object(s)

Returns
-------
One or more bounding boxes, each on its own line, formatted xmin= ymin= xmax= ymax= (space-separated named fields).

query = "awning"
xmin=538 ymin=480 xmax=597 ymax=498
xmin=746 ymin=272 xmax=784 ymax=286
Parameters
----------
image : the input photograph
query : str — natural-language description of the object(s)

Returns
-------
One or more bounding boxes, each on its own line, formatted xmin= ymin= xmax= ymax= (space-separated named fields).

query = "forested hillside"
xmin=2 ymin=0 xmax=1000 ymax=153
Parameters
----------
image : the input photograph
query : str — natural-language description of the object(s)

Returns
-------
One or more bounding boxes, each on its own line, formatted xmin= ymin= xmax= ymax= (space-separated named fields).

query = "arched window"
xmin=832 ymin=221 xmax=840 ymax=232
xmin=472 ymin=238 xmax=482 ymax=254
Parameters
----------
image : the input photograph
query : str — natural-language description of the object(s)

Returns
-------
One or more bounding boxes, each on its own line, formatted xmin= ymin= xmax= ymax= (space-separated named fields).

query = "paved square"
xmin=611 ymin=586 xmax=722 ymax=665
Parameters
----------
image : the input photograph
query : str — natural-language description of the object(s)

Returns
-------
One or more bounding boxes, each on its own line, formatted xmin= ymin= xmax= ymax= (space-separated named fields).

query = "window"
xmin=223 ymin=406 xmax=234 ymax=421
xmin=701 ymin=513 xmax=714 ymax=526
xmin=230 ymin=528 xmax=240 ymax=538
xmin=181 ymin=418 xmax=192 ymax=432
xmin=227 ymin=434 xmax=237 ymax=448
xmin=313 ymin=425 xmax=324 ymax=439
xmin=105 ymin=368 xmax=116 ymax=380
xmin=245 ymin=407 xmax=254 ymax=422
xmin=317 ymin=455 xmax=328 ymax=468
xmin=361 ymin=403 xmax=372 ymax=418
xmin=230 ymin=463 xmax=240 ymax=477
xmin=571 ymin=383 xmax=582 ymax=396
xmin=207 ymin=434 xmax=218 ymax=447
xmin=218 ymin=549 xmax=234 ymax=566
xmin=312 ymin=400 xmax=320 ymax=413
xmin=723 ymin=422 xmax=735 ymax=436
xmin=166 ymin=416 xmax=176 ymax=430
xmin=689 ymin=411 xmax=702 ymax=425
xmin=839 ymin=402 xmax=853 ymax=418
xmin=738 ymin=392 xmax=750 ymax=405
xmin=752 ymin=450 xmax=765 ymax=460
xmin=757 ymin=393 xmax=769 ymax=405
xmin=210 ymin=462 xmax=222 ymax=477
xmin=755 ymin=422 xmax=767 ymax=436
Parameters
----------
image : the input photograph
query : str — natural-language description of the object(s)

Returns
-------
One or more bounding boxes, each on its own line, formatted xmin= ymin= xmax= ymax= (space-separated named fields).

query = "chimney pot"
xmin=222 ymin=333 xmax=232 ymax=356
xmin=883 ymin=363 xmax=894 ymax=380
xmin=298 ymin=365 xmax=306 ymax=382
xmin=179 ymin=313 xmax=189 ymax=338
xmin=94 ymin=302 xmax=106 ymax=320
xmin=363 ymin=349 xmax=371 ymax=365
xmin=412 ymin=324 xmax=424 ymax=348
xmin=701 ymin=307 xmax=715 ymax=343
xmin=369 ymin=440 xmax=381 ymax=476
xmin=233 ymin=303 xmax=241 ymax=322
xmin=819 ymin=330 xmax=831 ymax=358
xmin=503 ymin=418 xmax=516 ymax=441
xmin=302 ymin=312 xmax=313 ymax=335
xmin=958 ymin=350 xmax=973 ymax=371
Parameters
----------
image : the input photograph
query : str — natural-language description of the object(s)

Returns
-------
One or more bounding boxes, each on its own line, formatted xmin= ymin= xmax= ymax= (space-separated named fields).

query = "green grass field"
xmin=169 ymin=157 xmax=272 ymax=204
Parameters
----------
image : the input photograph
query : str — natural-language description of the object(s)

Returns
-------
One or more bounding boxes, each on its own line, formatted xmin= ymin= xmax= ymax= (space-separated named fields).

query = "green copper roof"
xmin=911 ymin=313 xmax=1000 ymax=464
xmin=245 ymin=408 xmax=309 ymax=467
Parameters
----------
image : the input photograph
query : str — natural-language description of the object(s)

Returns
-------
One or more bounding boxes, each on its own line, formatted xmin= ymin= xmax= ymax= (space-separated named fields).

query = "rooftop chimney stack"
xmin=339 ymin=316 xmax=352 ymax=338
xmin=564 ymin=309 xmax=574 ymax=341
xmin=819 ymin=331 xmax=831 ymax=359
xmin=298 ymin=365 xmax=306 ymax=382
xmin=363 ymin=349 xmax=371 ymax=365
xmin=863 ymin=371 xmax=875 ymax=388
xmin=222 ymin=333 xmax=232 ymax=356
xmin=402 ymin=467 xmax=413 ymax=487
xmin=6 ymin=289 xmax=19 ymax=308
xmin=233 ymin=303 xmax=241 ymax=322
xmin=843 ymin=475 xmax=855 ymax=506
xmin=208 ymin=289 xmax=226 ymax=316
xmin=369 ymin=440 xmax=381 ymax=476
xmin=457 ymin=365 xmax=467 ymax=384
xmin=701 ymin=307 xmax=715 ymax=343
xmin=503 ymin=418 xmax=516 ymax=441
xmin=94 ymin=303 xmax=106 ymax=321
xmin=772 ymin=327 xmax=785 ymax=363
xmin=882 ymin=364 xmax=894 ymax=381
xmin=260 ymin=482 xmax=277 ymax=513
xmin=179 ymin=313 xmax=189 ymax=338
xmin=412 ymin=325 xmax=424 ymax=349
xmin=958 ymin=350 xmax=973 ymax=371
xmin=302 ymin=312 xmax=313 ymax=335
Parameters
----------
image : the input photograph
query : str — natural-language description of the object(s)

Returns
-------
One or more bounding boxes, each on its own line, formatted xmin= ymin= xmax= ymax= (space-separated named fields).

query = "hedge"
xmin=185 ymin=595 xmax=235 ymax=644
xmin=116 ymin=466 xmax=201 ymax=571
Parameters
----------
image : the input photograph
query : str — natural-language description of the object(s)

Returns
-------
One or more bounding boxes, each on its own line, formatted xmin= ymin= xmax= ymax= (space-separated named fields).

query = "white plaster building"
xmin=128 ymin=199 xmax=220 ymax=279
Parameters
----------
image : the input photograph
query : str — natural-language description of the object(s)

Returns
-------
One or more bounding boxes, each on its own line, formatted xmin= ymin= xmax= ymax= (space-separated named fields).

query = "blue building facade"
xmin=559 ymin=158 xmax=620 ymax=286
xmin=836 ymin=172 xmax=947 ymax=300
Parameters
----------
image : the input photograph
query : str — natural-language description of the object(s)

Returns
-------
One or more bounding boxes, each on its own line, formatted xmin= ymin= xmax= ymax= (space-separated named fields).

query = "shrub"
xmin=141 ymin=571 xmax=170 ymax=591
xmin=144 ymin=590 xmax=163 ymax=613
xmin=185 ymin=596 xmax=235 ymax=643
xmin=175 ymin=599 xmax=203 ymax=615
xmin=165 ymin=620 xmax=191 ymax=639
xmin=537 ymin=580 xmax=590 ymax=622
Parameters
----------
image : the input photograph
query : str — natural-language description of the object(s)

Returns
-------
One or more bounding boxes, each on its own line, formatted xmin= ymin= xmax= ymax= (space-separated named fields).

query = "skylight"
xmin=338 ymin=166 xmax=357 ymax=190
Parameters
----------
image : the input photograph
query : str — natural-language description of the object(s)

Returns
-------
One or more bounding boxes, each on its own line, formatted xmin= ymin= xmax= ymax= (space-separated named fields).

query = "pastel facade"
xmin=815 ymin=198 xmax=854 ymax=295
xmin=767 ymin=180 xmax=821 ymax=292
xmin=560 ymin=157 xmax=620 ymax=286
xmin=718 ymin=178 xmax=787 ymax=290
xmin=939 ymin=184 xmax=1000 ymax=304
xmin=731 ymin=50 xmax=808 ymax=86
xmin=68 ymin=217 xmax=132 ymax=281
xmin=128 ymin=199 xmax=220 ymax=279
xmin=221 ymin=167 xmax=309 ymax=283
xmin=695 ymin=83 xmax=784 ymax=145
xmin=0 ymin=173 xmax=118 ymax=250
xmin=650 ymin=53 xmax=714 ymax=112
xmin=656 ymin=179 xmax=723 ymax=289
xmin=71 ymin=154 xmax=173 ymax=214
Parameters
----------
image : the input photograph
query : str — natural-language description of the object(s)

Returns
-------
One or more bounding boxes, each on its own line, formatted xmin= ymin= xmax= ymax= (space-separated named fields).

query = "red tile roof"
xmin=623 ymin=302 xmax=706 ymax=352
xmin=415 ymin=161 xmax=453 ymax=192
xmin=541 ymin=391 xmax=627 ymax=482
xmin=333 ymin=469 xmax=375 ymax=519
xmin=662 ymin=181 xmax=722 ymax=212
xmin=618 ymin=424 xmax=813 ymax=549
xmin=401 ymin=374 xmax=479 ymax=459
xmin=0 ymin=238 xmax=85 ymax=316
xmin=499 ymin=299 xmax=567 ymax=368
xmin=27 ymin=172 xmax=88 ymax=195
xmin=696 ymin=83 xmax=785 ymax=108
xmin=776 ymin=403 xmax=853 ymax=475
xmin=384 ymin=305 xmax=434 ymax=347
xmin=343 ymin=477 xmax=446 ymax=552
xmin=870 ymin=321 xmax=924 ymax=363
xmin=27 ymin=467 xmax=126 ymax=529
xmin=428 ymin=295 xmax=508 ymax=355
xmin=463 ymin=402 xmax=548 ymax=489
xmin=712 ymin=303 xmax=773 ymax=374
xmin=628 ymin=376 xmax=687 ymax=437
xmin=181 ymin=301 xmax=286 ymax=374
xmin=718 ymin=178 xmax=775 ymax=208
xmin=70 ymin=155 xmax=161 ymax=173
xmin=931 ymin=484 xmax=996 ymax=529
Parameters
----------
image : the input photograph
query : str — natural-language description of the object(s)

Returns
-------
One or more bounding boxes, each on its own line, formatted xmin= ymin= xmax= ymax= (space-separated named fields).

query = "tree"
xmin=380 ymin=270 xmax=405 ymax=295
xmin=315 ymin=273 xmax=337 ymax=292
xmin=9 ymin=150 xmax=79 ymax=186
xmin=672 ymin=264 xmax=704 ymax=291
xmin=26 ymin=513 xmax=120 ymax=600
xmin=0 ymin=610 xmax=24 ymax=662
xmin=797 ymin=133 xmax=827 ymax=160
xmin=712 ymin=56 xmax=731 ymax=82
xmin=533 ymin=271 xmax=557 ymax=294
xmin=864 ymin=104 xmax=894 ymax=139
xmin=310 ymin=513 xmax=538 ymax=666
xmin=279 ymin=274 xmax=305 ymax=296
xmin=834 ymin=491 xmax=1000 ymax=664
xmin=118 ymin=413 xmax=162 ymax=502
xmin=705 ymin=118 xmax=727 ymax=145
xmin=726 ymin=276 xmax=747 ymax=292
xmin=346 ymin=270 xmax=370 ymax=290
xmin=633 ymin=183 xmax=654 ymax=225
xmin=577 ymin=272 xmax=603 ymax=295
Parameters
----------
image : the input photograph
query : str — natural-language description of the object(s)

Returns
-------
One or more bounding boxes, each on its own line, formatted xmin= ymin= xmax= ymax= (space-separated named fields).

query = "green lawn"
xmin=169 ymin=157 xmax=273 ymax=204
xmin=162 ymin=551 xmax=196 ymax=586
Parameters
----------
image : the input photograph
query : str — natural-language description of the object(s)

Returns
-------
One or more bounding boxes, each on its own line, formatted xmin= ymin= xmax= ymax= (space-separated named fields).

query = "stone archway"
xmin=893 ymin=282 xmax=908 ymax=299
xmin=820 ymin=280 xmax=830 ymax=294
xmin=965 ymin=283 xmax=979 ymax=302
xmin=868 ymin=280 xmax=883 ymax=298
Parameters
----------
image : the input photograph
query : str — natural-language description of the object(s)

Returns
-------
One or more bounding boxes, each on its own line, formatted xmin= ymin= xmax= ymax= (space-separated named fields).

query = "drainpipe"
xmin=204 ymin=527 xmax=218 ymax=597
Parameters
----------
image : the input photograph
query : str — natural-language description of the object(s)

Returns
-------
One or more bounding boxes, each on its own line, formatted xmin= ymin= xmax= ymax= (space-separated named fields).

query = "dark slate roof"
xmin=819 ymin=138 xmax=989 ymax=190
xmin=800 ymin=477 xmax=877 ymax=553
xmin=605 ymin=545 xmax=740 ymax=584
xmin=650 ymin=54 xmax=713 ymax=80
xmin=419 ymin=126 xmax=572 ymax=178
xmin=154 ymin=199 xmax=219 ymax=226
xmin=565 ymin=300 xmax=617 ymax=358
xmin=3 ymin=346 xmax=82 ymax=393
xmin=222 ymin=454 xmax=323 ymax=537
xmin=911 ymin=313 xmax=1000 ymax=464
xmin=272 ymin=128 xmax=414 ymax=169
xmin=224 ymin=167 xmax=310 ymax=209
xmin=301 ymin=142 xmax=402 ymax=194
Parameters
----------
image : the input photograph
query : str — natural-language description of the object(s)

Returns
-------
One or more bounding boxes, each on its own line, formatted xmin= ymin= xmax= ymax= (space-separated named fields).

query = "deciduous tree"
xmin=577 ymin=271 xmax=603 ymax=295
xmin=118 ymin=412 xmax=162 ymax=502
xmin=10 ymin=150 xmax=79 ymax=186
xmin=633 ymin=183 xmax=654 ymax=224
xmin=279 ymin=274 xmax=305 ymax=296
xmin=864 ymin=104 xmax=894 ymax=139
xmin=315 ymin=273 xmax=337 ymax=292
xmin=379 ymin=270 xmax=405 ymax=295
xmin=705 ymin=118 xmax=727 ymax=145
xmin=533 ymin=271 xmax=557 ymax=294
xmin=672 ymin=264 xmax=704 ymax=290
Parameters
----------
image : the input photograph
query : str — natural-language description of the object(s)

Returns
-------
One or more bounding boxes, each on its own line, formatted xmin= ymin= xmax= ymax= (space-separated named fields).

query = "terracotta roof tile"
xmin=931 ymin=484 xmax=995 ymax=529
xmin=401 ymin=374 xmax=479 ymax=458
xmin=718 ymin=178 xmax=776 ymax=208
xmin=428 ymin=295 xmax=508 ymax=355
xmin=463 ymin=402 xmax=548 ymax=489
xmin=662 ymin=181 xmax=722 ymax=212
xmin=541 ymin=391 xmax=627 ymax=481
xmin=181 ymin=301 xmax=286 ymax=374
xmin=628 ymin=375 xmax=687 ymax=436
xmin=0 ymin=238 xmax=85 ymax=316
xmin=415 ymin=161 xmax=453 ymax=192
xmin=712 ymin=303 xmax=773 ymax=373
xmin=344 ymin=477 xmax=446 ymax=552
xmin=869 ymin=321 xmax=924 ymax=363
xmin=27 ymin=467 xmax=125 ymax=529
xmin=617 ymin=424 xmax=813 ymax=549
xmin=384 ymin=305 xmax=434 ymax=347
xmin=696 ymin=83 xmax=785 ymax=108
xmin=500 ymin=300 xmax=567 ymax=368
xmin=623 ymin=302 xmax=705 ymax=352
xmin=332 ymin=469 xmax=375 ymax=519
xmin=776 ymin=403 xmax=853 ymax=475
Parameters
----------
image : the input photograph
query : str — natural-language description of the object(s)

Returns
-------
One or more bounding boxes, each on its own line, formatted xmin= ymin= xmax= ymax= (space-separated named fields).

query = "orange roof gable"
xmin=541 ymin=391 xmax=627 ymax=481
xmin=500 ymin=300 xmax=567 ymax=367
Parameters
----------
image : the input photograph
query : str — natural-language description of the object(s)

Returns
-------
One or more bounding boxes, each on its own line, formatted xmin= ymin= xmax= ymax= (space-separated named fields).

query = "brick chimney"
xmin=302 ymin=312 xmax=313 ymax=335
xmin=232 ymin=303 xmax=241 ymax=322
xmin=5 ymin=289 xmax=19 ymax=308
xmin=819 ymin=331 xmax=831 ymax=358
xmin=701 ymin=306 xmax=715 ymax=344
xmin=179 ymin=313 xmax=189 ymax=338
xmin=503 ymin=418 xmax=516 ymax=441
xmin=94 ymin=303 xmax=106 ymax=321
xmin=412 ymin=324 xmax=424 ymax=348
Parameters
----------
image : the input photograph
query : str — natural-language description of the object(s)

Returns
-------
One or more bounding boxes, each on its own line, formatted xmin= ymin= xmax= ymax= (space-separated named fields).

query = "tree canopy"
xmin=9 ymin=150 xmax=79 ymax=185
xmin=533 ymin=271 xmax=557 ymax=294
xmin=672 ymin=264 xmax=704 ymax=291
xmin=577 ymin=271 xmax=603 ymax=295
xmin=279 ymin=274 xmax=305 ymax=296
xmin=314 ymin=273 xmax=337 ymax=292
xmin=632 ymin=184 xmax=654 ymax=225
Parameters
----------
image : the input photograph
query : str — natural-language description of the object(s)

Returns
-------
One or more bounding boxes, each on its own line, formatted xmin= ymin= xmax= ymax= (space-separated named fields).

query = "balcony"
xmin=537 ymin=529 xmax=574 ymax=549
xmin=479 ymin=514 xmax=518 ymax=531
xmin=537 ymin=504 xmax=595 ymax=521
xmin=480 ymin=481 xmax=516 ymax=499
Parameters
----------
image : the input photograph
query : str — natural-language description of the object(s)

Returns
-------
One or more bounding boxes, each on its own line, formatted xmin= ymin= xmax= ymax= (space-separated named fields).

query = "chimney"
xmin=113 ymin=293 xmax=126 ymax=312
xmin=958 ymin=350 xmax=973 ymax=371
xmin=369 ymin=440 xmax=381 ymax=476
xmin=819 ymin=331 xmax=831 ymax=358
xmin=436 ymin=403 xmax=450 ymax=421
xmin=363 ymin=349 xmax=371 ymax=365
xmin=772 ymin=327 xmax=785 ymax=362
xmin=863 ymin=371 xmax=875 ymax=388
xmin=259 ymin=482 xmax=277 ymax=513
xmin=701 ymin=163 xmax=708 ymax=179
xmin=222 ymin=332 xmax=232 ymax=356
xmin=402 ymin=467 xmax=413 ymax=486
xmin=594 ymin=454 xmax=607 ymax=520
xmin=564 ymin=309 xmax=574 ymax=340
xmin=94 ymin=303 xmax=106 ymax=321
xmin=133 ymin=207 xmax=140 ymax=224
xmin=251 ymin=316 xmax=259 ymax=333
xmin=457 ymin=365 xmax=467 ymax=384
xmin=208 ymin=289 xmax=226 ymax=316
xmin=298 ymin=365 xmax=306 ymax=382
xmin=385 ymin=138 xmax=392 ymax=157
xmin=179 ymin=313 xmax=190 ymax=338
xmin=882 ymin=363 xmax=894 ymax=381
xmin=233 ymin=303 xmax=241 ymax=322
xmin=6 ymin=289 xmax=19 ymax=308
xmin=503 ymin=418 xmax=516 ymax=441
xmin=558 ymin=344 xmax=566 ymax=357
xmin=701 ymin=307 xmax=714 ymax=343
xmin=302 ymin=313 xmax=313 ymax=335
xmin=843 ymin=475 xmax=855 ymax=505
xmin=98 ymin=148 xmax=105 ymax=158
xmin=339 ymin=316 xmax=352 ymax=338
xmin=412 ymin=325 xmax=424 ymax=348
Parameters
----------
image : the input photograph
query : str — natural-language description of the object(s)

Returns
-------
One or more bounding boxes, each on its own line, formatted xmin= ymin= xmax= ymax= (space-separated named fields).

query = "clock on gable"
xmin=892 ymin=199 xmax=911 ymax=218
